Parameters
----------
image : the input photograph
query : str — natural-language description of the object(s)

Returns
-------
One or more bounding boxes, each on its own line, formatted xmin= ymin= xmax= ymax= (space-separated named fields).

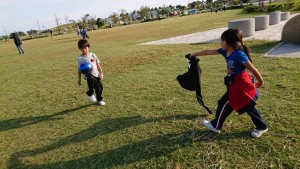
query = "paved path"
xmin=266 ymin=42 xmax=300 ymax=58
xmin=141 ymin=14 xmax=297 ymax=45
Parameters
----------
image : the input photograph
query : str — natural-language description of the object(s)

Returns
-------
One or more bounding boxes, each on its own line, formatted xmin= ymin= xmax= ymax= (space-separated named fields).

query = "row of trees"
xmin=1 ymin=0 xmax=245 ymax=40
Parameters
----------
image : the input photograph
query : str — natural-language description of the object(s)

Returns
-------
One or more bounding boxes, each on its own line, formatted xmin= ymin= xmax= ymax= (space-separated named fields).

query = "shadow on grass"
xmin=249 ymin=41 xmax=279 ymax=55
xmin=8 ymin=114 xmax=250 ymax=169
xmin=54 ymin=39 xmax=78 ymax=44
xmin=0 ymin=103 xmax=93 ymax=132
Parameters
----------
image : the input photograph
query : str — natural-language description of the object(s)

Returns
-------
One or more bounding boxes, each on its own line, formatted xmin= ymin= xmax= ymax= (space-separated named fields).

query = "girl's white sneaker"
xmin=202 ymin=119 xmax=221 ymax=133
xmin=99 ymin=101 xmax=106 ymax=106
xmin=88 ymin=95 xmax=96 ymax=102
xmin=251 ymin=128 xmax=268 ymax=138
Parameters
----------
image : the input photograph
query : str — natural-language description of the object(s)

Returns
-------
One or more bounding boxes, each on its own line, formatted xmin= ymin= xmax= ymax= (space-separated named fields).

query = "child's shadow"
xmin=8 ymin=114 xmax=251 ymax=169
xmin=0 ymin=104 xmax=93 ymax=132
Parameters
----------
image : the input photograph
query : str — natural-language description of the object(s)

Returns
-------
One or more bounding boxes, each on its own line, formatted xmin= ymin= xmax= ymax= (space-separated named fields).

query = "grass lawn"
xmin=0 ymin=9 xmax=299 ymax=169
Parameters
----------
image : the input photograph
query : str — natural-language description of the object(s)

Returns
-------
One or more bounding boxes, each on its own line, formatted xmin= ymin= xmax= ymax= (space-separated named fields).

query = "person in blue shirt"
xmin=188 ymin=29 xmax=268 ymax=138
xmin=80 ymin=27 xmax=89 ymax=40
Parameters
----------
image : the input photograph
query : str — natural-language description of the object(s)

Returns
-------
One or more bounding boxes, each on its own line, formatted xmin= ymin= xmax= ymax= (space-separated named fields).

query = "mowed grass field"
xmin=0 ymin=10 xmax=299 ymax=169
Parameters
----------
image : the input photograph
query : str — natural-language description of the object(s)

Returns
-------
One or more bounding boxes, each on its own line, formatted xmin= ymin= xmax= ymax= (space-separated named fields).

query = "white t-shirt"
xmin=77 ymin=52 xmax=100 ymax=77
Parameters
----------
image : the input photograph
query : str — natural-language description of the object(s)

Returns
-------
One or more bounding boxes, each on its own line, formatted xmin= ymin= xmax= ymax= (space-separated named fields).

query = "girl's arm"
xmin=191 ymin=50 xmax=219 ymax=57
xmin=97 ymin=64 xmax=103 ymax=80
xmin=244 ymin=61 xmax=264 ymax=88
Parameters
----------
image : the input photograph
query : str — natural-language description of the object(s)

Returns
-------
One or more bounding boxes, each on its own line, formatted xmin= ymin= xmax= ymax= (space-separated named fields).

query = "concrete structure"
xmin=255 ymin=15 xmax=269 ymax=31
xmin=282 ymin=14 xmax=300 ymax=43
xmin=228 ymin=18 xmax=255 ymax=37
xmin=281 ymin=12 xmax=290 ymax=21
xmin=269 ymin=11 xmax=281 ymax=25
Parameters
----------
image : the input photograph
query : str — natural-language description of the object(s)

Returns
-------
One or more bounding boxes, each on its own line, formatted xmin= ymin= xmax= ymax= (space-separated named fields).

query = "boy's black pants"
xmin=210 ymin=92 xmax=267 ymax=130
xmin=86 ymin=74 xmax=103 ymax=102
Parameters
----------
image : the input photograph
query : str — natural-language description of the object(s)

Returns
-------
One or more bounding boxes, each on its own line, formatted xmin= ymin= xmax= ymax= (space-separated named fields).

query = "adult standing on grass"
xmin=187 ymin=29 xmax=268 ymax=138
xmin=12 ymin=33 xmax=24 ymax=54
xmin=77 ymin=39 xmax=105 ymax=106
xmin=49 ymin=29 xmax=53 ymax=38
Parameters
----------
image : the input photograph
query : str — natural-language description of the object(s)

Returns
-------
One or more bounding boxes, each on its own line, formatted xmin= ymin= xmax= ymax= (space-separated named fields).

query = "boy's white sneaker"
xmin=88 ymin=95 xmax=96 ymax=102
xmin=202 ymin=119 xmax=221 ymax=134
xmin=251 ymin=128 xmax=268 ymax=138
xmin=99 ymin=101 xmax=106 ymax=106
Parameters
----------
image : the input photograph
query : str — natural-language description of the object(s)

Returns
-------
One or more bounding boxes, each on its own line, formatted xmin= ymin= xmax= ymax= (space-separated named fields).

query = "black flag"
xmin=176 ymin=54 xmax=212 ymax=114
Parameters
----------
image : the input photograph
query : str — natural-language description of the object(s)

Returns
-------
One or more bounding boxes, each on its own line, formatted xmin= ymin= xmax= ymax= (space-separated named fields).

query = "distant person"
xmin=187 ymin=29 xmax=268 ymax=138
xmin=12 ymin=33 xmax=24 ymax=54
xmin=215 ymin=8 xmax=219 ymax=14
xmin=77 ymin=24 xmax=81 ymax=36
xmin=260 ymin=2 xmax=265 ymax=11
xmin=49 ymin=29 xmax=53 ymax=38
xmin=77 ymin=39 xmax=105 ymax=106
xmin=80 ymin=27 xmax=89 ymax=39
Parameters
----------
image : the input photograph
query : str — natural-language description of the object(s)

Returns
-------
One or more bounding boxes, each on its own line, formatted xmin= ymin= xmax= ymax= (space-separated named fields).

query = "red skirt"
xmin=229 ymin=71 xmax=257 ymax=113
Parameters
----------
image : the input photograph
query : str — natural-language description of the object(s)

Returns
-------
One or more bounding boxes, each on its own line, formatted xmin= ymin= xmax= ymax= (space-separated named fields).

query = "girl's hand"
xmin=100 ymin=73 xmax=103 ymax=80
xmin=185 ymin=54 xmax=192 ymax=59
xmin=255 ymin=81 xmax=264 ymax=88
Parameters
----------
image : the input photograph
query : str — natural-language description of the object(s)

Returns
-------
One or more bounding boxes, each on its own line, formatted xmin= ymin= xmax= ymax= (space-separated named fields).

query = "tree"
xmin=109 ymin=12 xmax=120 ymax=25
xmin=130 ymin=10 xmax=139 ymax=21
xmin=160 ymin=7 xmax=169 ymax=18
xmin=188 ymin=1 xmax=198 ymax=9
xmin=176 ymin=5 xmax=186 ymax=10
xmin=81 ymin=14 xmax=90 ymax=28
xmin=88 ymin=15 xmax=97 ymax=29
xmin=96 ymin=18 xmax=105 ymax=28
xmin=17 ymin=31 xmax=26 ymax=36
xmin=54 ymin=14 xmax=62 ymax=34
xmin=138 ymin=6 xmax=150 ymax=19
xmin=119 ymin=9 xmax=130 ymax=23
xmin=64 ymin=15 xmax=69 ymax=24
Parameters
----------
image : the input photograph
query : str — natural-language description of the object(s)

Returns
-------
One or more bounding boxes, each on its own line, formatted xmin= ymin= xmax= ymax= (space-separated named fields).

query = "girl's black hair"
xmin=221 ymin=29 xmax=252 ymax=62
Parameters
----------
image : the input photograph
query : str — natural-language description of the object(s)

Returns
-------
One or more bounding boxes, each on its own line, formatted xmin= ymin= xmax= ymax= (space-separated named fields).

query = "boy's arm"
xmin=191 ymin=50 xmax=219 ymax=57
xmin=244 ymin=61 xmax=264 ymax=88
xmin=77 ymin=68 xmax=82 ymax=86
xmin=97 ymin=64 xmax=103 ymax=80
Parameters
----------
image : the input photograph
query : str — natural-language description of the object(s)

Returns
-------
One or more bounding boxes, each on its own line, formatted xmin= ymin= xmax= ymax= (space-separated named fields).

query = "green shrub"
xmin=243 ymin=4 xmax=260 ymax=13
xmin=227 ymin=5 xmax=244 ymax=10
xmin=243 ymin=1 xmax=299 ymax=13
xmin=284 ymin=2 xmax=295 ymax=10
xmin=266 ymin=4 xmax=280 ymax=12
xmin=294 ymin=4 xmax=300 ymax=10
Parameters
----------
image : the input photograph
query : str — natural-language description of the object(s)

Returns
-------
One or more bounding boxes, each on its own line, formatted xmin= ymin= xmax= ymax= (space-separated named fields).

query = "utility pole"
xmin=3 ymin=26 xmax=8 ymax=35
xmin=2 ymin=26 xmax=9 ymax=41
xmin=37 ymin=20 xmax=41 ymax=32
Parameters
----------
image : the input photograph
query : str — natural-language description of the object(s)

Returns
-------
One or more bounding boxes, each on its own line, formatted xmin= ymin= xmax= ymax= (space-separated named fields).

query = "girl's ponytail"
xmin=242 ymin=44 xmax=252 ymax=63
xmin=235 ymin=29 xmax=252 ymax=63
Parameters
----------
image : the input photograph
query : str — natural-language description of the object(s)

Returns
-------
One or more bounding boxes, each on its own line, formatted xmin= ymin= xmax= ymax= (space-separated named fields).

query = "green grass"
xmin=1 ymin=9 xmax=300 ymax=169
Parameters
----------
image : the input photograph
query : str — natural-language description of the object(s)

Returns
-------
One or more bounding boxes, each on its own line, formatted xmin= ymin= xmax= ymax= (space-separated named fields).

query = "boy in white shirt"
xmin=77 ymin=39 xmax=105 ymax=106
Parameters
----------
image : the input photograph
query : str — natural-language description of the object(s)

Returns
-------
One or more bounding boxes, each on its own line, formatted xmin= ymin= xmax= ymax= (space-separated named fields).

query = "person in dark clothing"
xmin=49 ymin=29 xmax=53 ymax=38
xmin=12 ymin=33 xmax=24 ymax=54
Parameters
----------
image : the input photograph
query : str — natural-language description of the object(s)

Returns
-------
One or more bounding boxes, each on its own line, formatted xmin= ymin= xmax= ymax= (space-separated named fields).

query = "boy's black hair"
xmin=78 ymin=39 xmax=90 ymax=49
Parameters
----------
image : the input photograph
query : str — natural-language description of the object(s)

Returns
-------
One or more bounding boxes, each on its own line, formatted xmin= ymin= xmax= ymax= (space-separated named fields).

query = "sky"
xmin=0 ymin=0 xmax=192 ymax=36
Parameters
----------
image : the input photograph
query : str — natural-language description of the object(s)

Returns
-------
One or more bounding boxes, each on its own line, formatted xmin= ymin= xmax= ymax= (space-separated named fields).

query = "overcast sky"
xmin=0 ymin=0 xmax=191 ymax=36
